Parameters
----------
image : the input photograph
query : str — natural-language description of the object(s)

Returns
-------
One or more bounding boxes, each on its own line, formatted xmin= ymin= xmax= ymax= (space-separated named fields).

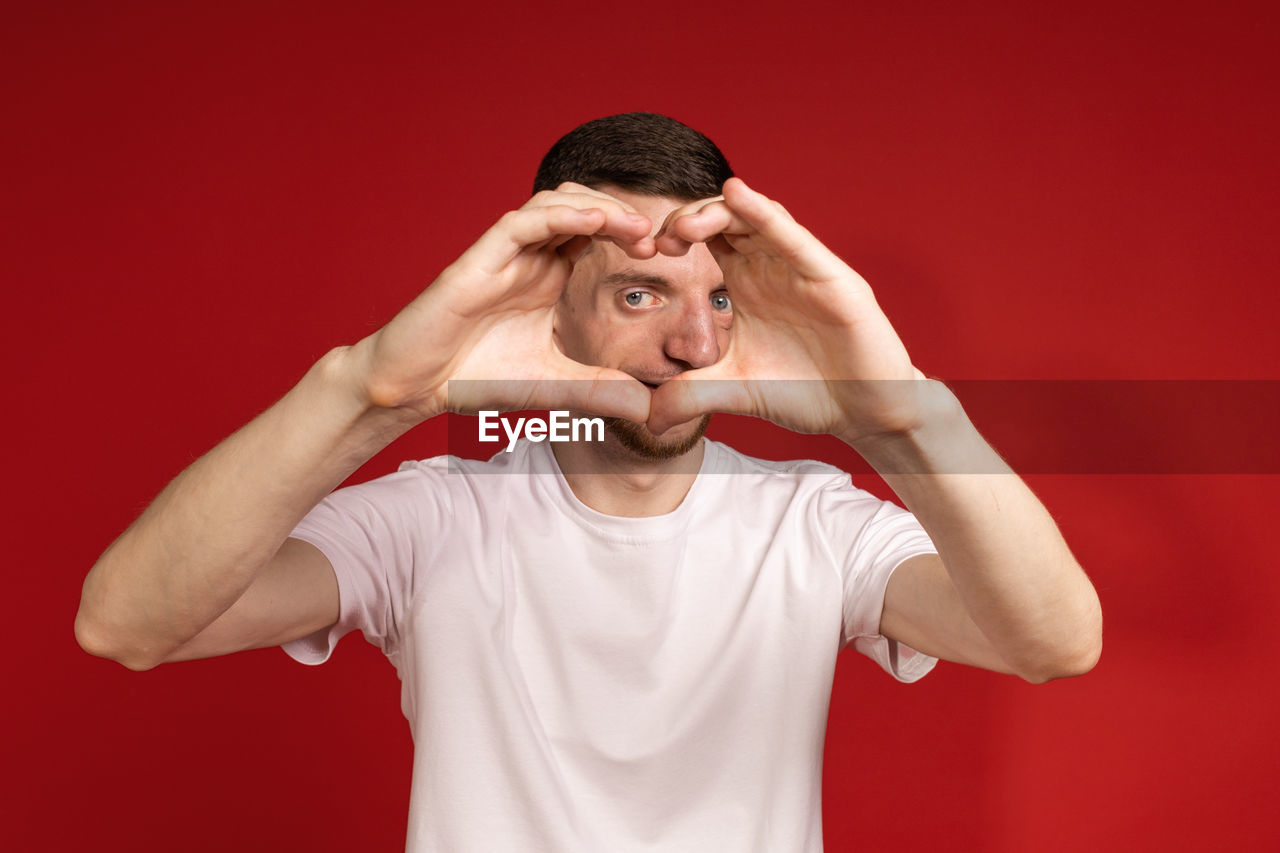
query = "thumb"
xmin=448 ymin=362 xmax=652 ymax=424
xmin=648 ymin=373 xmax=756 ymax=436
xmin=548 ymin=362 xmax=653 ymax=423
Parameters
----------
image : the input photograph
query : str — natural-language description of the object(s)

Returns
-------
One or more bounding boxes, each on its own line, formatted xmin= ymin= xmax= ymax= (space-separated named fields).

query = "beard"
xmin=602 ymin=414 xmax=711 ymax=460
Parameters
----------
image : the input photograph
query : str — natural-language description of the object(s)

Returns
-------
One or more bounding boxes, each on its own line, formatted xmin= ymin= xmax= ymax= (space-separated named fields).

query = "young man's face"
xmin=555 ymin=187 xmax=733 ymax=459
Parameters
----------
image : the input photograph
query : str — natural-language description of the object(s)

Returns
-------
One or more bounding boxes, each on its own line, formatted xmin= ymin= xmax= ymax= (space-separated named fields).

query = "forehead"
xmin=579 ymin=187 xmax=722 ymax=284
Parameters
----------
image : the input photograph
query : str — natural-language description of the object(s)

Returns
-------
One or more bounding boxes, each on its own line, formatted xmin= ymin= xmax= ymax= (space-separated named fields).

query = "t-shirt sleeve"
xmin=281 ymin=465 xmax=446 ymax=665
xmin=815 ymin=477 xmax=940 ymax=683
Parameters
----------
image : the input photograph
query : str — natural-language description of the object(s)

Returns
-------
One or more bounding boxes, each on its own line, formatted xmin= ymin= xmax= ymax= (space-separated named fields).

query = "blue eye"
xmin=624 ymin=291 xmax=651 ymax=307
xmin=711 ymin=293 xmax=731 ymax=312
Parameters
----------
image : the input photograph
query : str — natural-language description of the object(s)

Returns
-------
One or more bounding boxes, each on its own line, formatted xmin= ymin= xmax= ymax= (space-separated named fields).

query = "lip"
xmin=636 ymin=376 xmax=679 ymax=390
xmin=626 ymin=370 xmax=678 ymax=390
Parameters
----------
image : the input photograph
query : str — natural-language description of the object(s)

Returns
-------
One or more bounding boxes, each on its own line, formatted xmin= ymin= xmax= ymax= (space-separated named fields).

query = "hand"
xmin=357 ymin=184 xmax=658 ymax=422
xmin=647 ymin=178 xmax=930 ymax=445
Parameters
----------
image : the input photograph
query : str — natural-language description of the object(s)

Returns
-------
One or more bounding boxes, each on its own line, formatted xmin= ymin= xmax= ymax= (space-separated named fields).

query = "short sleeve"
xmin=815 ymin=478 xmax=940 ymax=683
xmin=281 ymin=465 xmax=447 ymax=665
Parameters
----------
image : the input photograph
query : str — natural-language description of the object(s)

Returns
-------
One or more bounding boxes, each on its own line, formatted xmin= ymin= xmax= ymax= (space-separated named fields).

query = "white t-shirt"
xmin=285 ymin=439 xmax=937 ymax=852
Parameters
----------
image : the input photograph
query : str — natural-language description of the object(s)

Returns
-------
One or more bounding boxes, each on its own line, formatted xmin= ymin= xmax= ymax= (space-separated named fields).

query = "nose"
xmin=663 ymin=300 xmax=723 ymax=370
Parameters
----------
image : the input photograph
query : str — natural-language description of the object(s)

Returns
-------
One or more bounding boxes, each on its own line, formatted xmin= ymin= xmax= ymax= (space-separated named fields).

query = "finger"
xmin=655 ymin=201 xmax=755 ymax=256
xmin=463 ymin=206 xmax=602 ymax=271
xmin=559 ymin=201 xmax=655 ymax=258
xmin=549 ymin=182 xmax=644 ymax=213
xmin=464 ymin=206 xmax=651 ymax=274
xmin=550 ymin=366 xmax=652 ymax=424
xmin=653 ymin=195 xmax=724 ymax=237
xmin=526 ymin=186 xmax=654 ymax=244
xmin=551 ymin=232 xmax=656 ymax=263
xmin=452 ymin=369 xmax=652 ymax=424
xmin=647 ymin=372 xmax=755 ymax=436
xmin=653 ymin=196 xmax=726 ymax=256
xmin=553 ymin=233 xmax=593 ymax=265
xmin=600 ymin=230 xmax=658 ymax=260
xmin=719 ymin=178 xmax=843 ymax=280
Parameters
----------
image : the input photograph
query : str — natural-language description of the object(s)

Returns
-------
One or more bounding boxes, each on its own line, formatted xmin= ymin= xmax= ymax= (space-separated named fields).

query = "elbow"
xmin=74 ymin=609 xmax=161 ymax=672
xmin=76 ymin=558 xmax=169 ymax=671
xmin=1019 ymin=637 xmax=1102 ymax=684
xmin=1019 ymin=607 xmax=1104 ymax=685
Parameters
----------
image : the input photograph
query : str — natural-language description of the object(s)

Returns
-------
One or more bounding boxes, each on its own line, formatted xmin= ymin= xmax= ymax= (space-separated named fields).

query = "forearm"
xmin=847 ymin=382 xmax=1102 ymax=682
xmin=76 ymin=340 xmax=420 ymax=669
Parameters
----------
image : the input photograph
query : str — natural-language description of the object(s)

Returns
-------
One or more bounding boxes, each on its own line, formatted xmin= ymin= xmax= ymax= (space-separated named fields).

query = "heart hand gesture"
xmin=359 ymin=183 xmax=663 ymax=424
xmin=646 ymin=178 xmax=929 ymax=448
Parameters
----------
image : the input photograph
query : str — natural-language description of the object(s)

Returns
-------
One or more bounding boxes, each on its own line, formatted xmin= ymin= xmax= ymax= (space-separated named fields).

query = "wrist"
xmin=839 ymin=381 xmax=998 ymax=476
xmin=310 ymin=343 xmax=429 ymax=433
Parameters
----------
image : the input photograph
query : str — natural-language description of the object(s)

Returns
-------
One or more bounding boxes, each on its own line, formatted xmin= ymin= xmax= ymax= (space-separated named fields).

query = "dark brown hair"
xmin=533 ymin=112 xmax=733 ymax=201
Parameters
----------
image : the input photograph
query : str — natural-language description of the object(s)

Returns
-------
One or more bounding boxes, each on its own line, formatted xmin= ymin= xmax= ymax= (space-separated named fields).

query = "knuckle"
xmin=550 ymin=202 xmax=592 ymax=219
xmin=695 ymin=199 xmax=727 ymax=219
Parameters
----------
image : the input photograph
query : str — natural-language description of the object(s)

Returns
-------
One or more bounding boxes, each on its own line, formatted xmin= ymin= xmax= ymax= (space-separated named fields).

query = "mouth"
xmin=626 ymin=369 xmax=679 ymax=393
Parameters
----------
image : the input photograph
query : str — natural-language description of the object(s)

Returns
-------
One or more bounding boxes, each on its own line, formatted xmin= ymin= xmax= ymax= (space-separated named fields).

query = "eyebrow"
xmin=601 ymin=270 xmax=671 ymax=287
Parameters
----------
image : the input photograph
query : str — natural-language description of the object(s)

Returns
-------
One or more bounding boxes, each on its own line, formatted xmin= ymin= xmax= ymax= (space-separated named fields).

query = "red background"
xmin=6 ymin=1 xmax=1278 ymax=850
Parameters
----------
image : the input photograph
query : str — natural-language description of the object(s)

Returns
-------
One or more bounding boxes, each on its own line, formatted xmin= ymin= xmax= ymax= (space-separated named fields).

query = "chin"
xmin=603 ymin=415 xmax=711 ymax=460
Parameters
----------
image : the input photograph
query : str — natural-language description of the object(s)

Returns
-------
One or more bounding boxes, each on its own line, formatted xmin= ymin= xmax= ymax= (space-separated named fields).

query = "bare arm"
xmin=76 ymin=186 xmax=658 ymax=671
xmin=852 ymin=386 xmax=1102 ymax=684
xmin=650 ymin=178 xmax=1102 ymax=683
xmin=75 ymin=346 xmax=417 ymax=670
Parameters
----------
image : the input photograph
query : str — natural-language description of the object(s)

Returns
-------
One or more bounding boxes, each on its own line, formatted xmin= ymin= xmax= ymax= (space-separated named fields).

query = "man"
xmin=76 ymin=113 xmax=1102 ymax=851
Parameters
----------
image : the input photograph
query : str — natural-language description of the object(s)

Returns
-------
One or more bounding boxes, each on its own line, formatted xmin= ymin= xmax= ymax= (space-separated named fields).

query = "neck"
xmin=551 ymin=435 xmax=705 ymax=517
